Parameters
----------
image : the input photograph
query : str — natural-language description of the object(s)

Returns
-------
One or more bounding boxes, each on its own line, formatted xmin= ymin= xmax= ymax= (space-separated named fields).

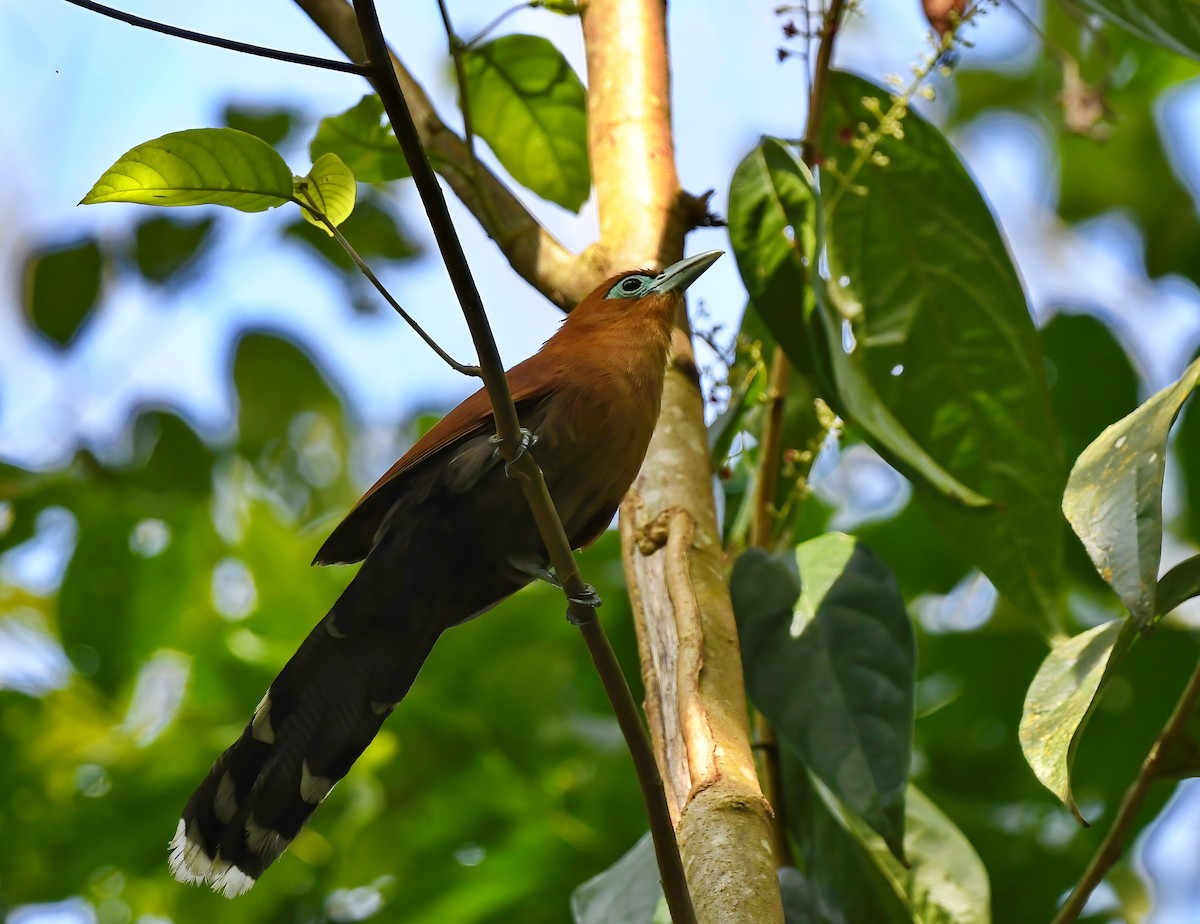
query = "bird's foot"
xmin=565 ymin=584 xmax=602 ymax=626
xmin=489 ymin=428 xmax=539 ymax=477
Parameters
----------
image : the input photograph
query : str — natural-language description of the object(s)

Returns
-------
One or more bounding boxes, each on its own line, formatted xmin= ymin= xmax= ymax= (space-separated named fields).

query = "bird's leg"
xmin=488 ymin=428 xmax=538 ymax=477
xmin=566 ymin=584 xmax=602 ymax=625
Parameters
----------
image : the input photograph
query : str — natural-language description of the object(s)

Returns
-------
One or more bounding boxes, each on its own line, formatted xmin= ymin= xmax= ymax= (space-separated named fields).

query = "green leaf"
xmin=463 ymin=35 xmax=590 ymax=211
xmin=731 ymin=535 xmax=915 ymax=860
xmin=789 ymin=762 xmax=991 ymax=924
xmin=569 ymin=832 xmax=664 ymax=924
xmin=21 ymin=237 xmax=103 ymax=347
xmin=309 ymin=94 xmax=409 ymax=184
xmin=728 ymin=139 xmax=819 ymax=373
xmin=820 ymin=71 xmax=1065 ymax=636
xmin=1063 ymin=358 xmax=1200 ymax=628
xmin=295 ymin=152 xmax=357 ymax=233
xmin=1041 ymin=312 xmax=1140 ymax=471
xmin=1157 ymin=555 xmax=1200 ymax=617
xmin=132 ymin=215 xmax=214 ymax=284
xmin=223 ymin=103 xmax=296 ymax=147
xmin=82 ymin=128 xmax=294 ymax=212
xmin=729 ymin=138 xmax=992 ymax=510
xmin=1073 ymin=0 xmax=1200 ymax=59
xmin=1018 ymin=618 xmax=1135 ymax=819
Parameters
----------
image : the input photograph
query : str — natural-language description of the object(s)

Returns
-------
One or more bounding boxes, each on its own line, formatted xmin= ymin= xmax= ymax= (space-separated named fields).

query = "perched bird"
xmin=168 ymin=250 xmax=723 ymax=897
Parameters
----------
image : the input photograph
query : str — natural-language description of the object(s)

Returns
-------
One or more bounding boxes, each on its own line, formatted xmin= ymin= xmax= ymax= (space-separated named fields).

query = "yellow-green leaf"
xmin=82 ymin=128 xmax=294 ymax=212
xmin=295 ymin=153 xmax=357 ymax=234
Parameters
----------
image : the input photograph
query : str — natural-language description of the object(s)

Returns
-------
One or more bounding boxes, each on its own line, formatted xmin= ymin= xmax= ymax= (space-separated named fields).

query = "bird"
xmin=168 ymin=249 xmax=723 ymax=897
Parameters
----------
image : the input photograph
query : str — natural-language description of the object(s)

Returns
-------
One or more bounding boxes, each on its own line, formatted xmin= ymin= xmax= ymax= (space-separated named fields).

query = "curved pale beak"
xmin=648 ymin=250 xmax=723 ymax=295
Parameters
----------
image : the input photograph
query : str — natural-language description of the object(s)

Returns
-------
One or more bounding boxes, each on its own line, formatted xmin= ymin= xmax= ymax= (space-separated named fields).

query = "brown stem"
xmin=748 ymin=347 xmax=794 ymax=870
xmin=751 ymin=348 xmax=792 ymax=550
xmin=293 ymin=0 xmax=590 ymax=310
xmin=350 ymin=3 xmax=692 ymax=920
xmin=1053 ymin=655 xmax=1200 ymax=923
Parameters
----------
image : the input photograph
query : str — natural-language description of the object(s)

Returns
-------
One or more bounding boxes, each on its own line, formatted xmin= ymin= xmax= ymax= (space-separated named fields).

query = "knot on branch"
xmin=677 ymin=188 xmax=724 ymax=231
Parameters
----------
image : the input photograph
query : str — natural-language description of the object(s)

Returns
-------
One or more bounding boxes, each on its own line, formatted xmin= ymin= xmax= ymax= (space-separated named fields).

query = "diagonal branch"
xmin=293 ymin=0 xmax=590 ymax=311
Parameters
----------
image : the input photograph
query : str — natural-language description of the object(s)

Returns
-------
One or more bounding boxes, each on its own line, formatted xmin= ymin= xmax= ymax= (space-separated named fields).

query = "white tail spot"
xmin=300 ymin=760 xmax=337 ymax=804
xmin=214 ymin=771 xmax=239 ymax=824
xmin=251 ymin=692 xmax=275 ymax=744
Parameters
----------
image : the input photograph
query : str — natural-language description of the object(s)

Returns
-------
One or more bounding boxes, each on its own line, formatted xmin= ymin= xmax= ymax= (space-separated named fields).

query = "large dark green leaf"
xmin=732 ymin=534 xmax=915 ymax=859
xmin=309 ymin=94 xmax=409 ymax=184
xmin=22 ymin=237 xmax=103 ymax=347
xmin=787 ymin=760 xmax=990 ymax=924
xmin=82 ymin=128 xmax=294 ymax=212
xmin=1018 ymin=618 xmax=1135 ymax=820
xmin=728 ymin=139 xmax=990 ymax=510
xmin=463 ymin=35 xmax=590 ymax=211
xmin=1074 ymin=0 xmax=1200 ymax=59
xmin=820 ymin=70 xmax=1065 ymax=636
xmin=1063 ymin=358 xmax=1200 ymax=628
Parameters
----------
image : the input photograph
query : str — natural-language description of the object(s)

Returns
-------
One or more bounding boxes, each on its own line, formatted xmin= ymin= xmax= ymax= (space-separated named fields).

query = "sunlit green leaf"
xmin=1064 ymin=358 xmax=1200 ymax=627
xmin=732 ymin=534 xmax=914 ymax=859
xmin=463 ymin=35 xmax=590 ymax=211
xmin=296 ymin=152 xmax=357 ymax=233
xmin=1019 ymin=618 xmax=1135 ymax=819
xmin=82 ymin=128 xmax=294 ymax=212
xmin=820 ymin=71 xmax=1065 ymax=636
xmin=309 ymin=94 xmax=409 ymax=184
xmin=21 ymin=237 xmax=103 ymax=347
xmin=1074 ymin=0 xmax=1200 ymax=59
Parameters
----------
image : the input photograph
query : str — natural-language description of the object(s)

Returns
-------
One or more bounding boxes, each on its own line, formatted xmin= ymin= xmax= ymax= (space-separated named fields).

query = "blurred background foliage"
xmin=5 ymin=1 xmax=1200 ymax=923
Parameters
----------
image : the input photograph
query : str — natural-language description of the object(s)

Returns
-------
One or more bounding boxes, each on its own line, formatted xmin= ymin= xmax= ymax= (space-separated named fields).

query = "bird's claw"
xmin=565 ymin=584 xmax=602 ymax=626
xmin=489 ymin=428 xmax=538 ymax=476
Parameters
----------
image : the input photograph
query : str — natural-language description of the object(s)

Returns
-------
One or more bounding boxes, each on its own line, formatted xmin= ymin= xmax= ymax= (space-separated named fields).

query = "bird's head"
xmin=565 ymin=250 xmax=724 ymax=335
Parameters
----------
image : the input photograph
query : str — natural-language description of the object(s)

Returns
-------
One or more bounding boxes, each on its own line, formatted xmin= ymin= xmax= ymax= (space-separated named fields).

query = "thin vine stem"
xmin=349 ymin=2 xmax=695 ymax=920
xmin=294 ymin=189 xmax=481 ymax=377
xmin=61 ymin=0 xmax=369 ymax=74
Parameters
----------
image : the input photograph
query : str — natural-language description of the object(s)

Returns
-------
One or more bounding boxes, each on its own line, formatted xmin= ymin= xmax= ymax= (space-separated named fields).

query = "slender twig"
xmin=61 ymin=0 xmax=368 ymax=74
xmin=465 ymin=1 xmax=533 ymax=49
xmin=351 ymin=2 xmax=694 ymax=920
xmin=751 ymin=348 xmax=792 ymax=550
xmin=293 ymin=189 xmax=480 ymax=376
xmin=1053 ymin=655 xmax=1200 ymax=923
xmin=435 ymin=0 xmax=478 ymax=163
xmin=801 ymin=0 xmax=844 ymax=166
xmin=749 ymin=0 xmax=846 ymax=869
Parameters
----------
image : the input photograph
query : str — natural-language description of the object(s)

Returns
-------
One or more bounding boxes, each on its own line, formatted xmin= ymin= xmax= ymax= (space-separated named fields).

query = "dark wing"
xmin=313 ymin=354 xmax=560 ymax=566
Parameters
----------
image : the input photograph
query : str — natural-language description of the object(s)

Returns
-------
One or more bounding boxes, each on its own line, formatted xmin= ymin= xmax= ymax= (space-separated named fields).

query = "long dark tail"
xmin=169 ymin=590 xmax=440 ymax=897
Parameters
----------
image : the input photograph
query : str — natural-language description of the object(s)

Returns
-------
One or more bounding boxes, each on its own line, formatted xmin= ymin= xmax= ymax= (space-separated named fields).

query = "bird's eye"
xmin=605 ymin=274 xmax=652 ymax=299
